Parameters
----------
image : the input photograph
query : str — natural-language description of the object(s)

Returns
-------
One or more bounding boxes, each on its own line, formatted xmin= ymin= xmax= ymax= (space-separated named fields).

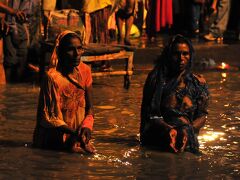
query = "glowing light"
xmin=95 ymin=105 xmax=116 ymax=110
xmin=228 ymin=127 xmax=236 ymax=130
xmin=235 ymin=116 xmax=240 ymax=120
xmin=221 ymin=124 xmax=226 ymax=128
xmin=199 ymin=135 xmax=215 ymax=141
xmin=218 ymin=62 xmax=230 ymax=70
xmin=210 ymin=146 xmax=223 ymax=150
xmin=220 ymin=137 xmax=227 ymax=141
xmin=107 ymin=157 xmax=132 ymax=166
xmin=221 ymin=73 xmax=227 ymax=78
xmin=198 ymin=131 xmax=225 ymax=142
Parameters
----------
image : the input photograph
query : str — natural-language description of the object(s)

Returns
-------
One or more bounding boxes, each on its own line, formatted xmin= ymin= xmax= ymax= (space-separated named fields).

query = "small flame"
xmin=221 ymin=73 xmax=227 ymax=78
xmin=219 ymin=62 xmax=230 ymax=70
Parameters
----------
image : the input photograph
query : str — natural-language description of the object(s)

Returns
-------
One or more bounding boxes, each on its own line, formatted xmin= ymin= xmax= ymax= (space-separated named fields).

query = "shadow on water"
xmin=96 ymin=135 xmax=139 ymax=147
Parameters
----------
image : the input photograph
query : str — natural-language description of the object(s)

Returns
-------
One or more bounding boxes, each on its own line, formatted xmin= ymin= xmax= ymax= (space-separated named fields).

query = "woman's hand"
xmin=178 ymin=116 xmax=190 ymax=125
xmin=169 ymin=128 xmax=178 ymax=153
xmin=192 ymin=115 xmax=207 ymax=133
xmin=78 ymin=127 xmax=91 ymax=145
xmin=13 ymin=10 xmax=26 ymax=23
xmin=150 ymin=116 xmax=175 ymax=131
xmin=77 ymin=127 xmax=96 ymax=153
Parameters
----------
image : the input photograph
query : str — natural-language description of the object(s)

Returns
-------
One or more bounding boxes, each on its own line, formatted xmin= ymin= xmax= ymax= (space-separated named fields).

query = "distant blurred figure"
xmin=113 ymin=0 xmax=138 ymax=45
xmin=172 ymin=0 xmax=189 ymax=35
xmin=0 ymin=1 xmax=29 ymax=83
xmin=190 ymin=0 xmax=206 ymax=38
xmin=227 ymin=0 xmax=240 ymax=40
xmin=203 ymin=0 xmax=230 ymax=41
xmin=42 ymin=0 xmax=56 ymax=40
xmin=145 ymin=0 xmax=173 ymax=42
xmin=83 ymin=0 xmax=112 ymax=44
xmin=83 ymin=0 xmax=113 ymax=71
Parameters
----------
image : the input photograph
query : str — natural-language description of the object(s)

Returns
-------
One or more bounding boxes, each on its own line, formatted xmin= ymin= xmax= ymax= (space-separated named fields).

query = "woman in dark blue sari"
xmin=140 ymin=35 xmax=209 ymax=154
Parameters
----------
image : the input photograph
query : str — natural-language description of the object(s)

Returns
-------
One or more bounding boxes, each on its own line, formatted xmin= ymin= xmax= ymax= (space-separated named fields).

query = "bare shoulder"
xmin=193 ymin=73 xmax=207 ymax=85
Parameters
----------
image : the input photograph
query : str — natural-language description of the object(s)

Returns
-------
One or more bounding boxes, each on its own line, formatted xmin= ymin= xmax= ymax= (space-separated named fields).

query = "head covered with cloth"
xmin=33 ymin=30 xmax=95 ymax=154
xmin=140 ymin=34 xmax=209 ymax=154
xmin=50 ymin=30 xmax=84 ymax=69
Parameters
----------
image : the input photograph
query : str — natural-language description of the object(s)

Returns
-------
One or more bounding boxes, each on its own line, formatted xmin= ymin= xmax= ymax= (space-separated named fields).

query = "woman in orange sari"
xmin=33 ymin=31 xmax=95 ymax=153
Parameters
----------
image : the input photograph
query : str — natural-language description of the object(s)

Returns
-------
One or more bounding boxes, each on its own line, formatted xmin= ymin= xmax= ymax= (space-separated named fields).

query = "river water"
xmin=0 ymin=71 xmax=239 ymax=179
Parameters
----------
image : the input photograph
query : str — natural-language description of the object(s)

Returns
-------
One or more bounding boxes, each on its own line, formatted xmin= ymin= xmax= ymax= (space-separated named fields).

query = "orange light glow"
xmin=218 ymin=62 xmax=230 ymax=70
xmin=198 ymin=131 xmax=225 ymax=142
xmin=221 ymin=73 xmax=227 ymax=78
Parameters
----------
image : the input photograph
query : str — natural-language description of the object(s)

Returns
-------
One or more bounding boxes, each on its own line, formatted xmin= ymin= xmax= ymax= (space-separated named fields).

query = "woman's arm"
xmin=0 ymin=2 xmax=26 ymax=22
xmin=37 ymin=74 xmax=67 ymax=128
xmin=149 ymin=116 xmax=175 ymax=130
xmin=85 ymin=84 xmax=94 ymax=116
xmin=141 ymin=70 xmax=174 ymax=133
xmin=79 ymin=83 xmax=94 ymax=145
xmin=0 ymin=2 xmax=15 ymax=15
xmin=193 ymin=74 xmax=210 ymax=133
xmin=192 ymin=115 xmax=207 ymax=133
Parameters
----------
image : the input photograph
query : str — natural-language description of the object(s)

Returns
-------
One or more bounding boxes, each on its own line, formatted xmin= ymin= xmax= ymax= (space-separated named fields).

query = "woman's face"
xmin=61 ymin=37 xmax=84 ymax=68
xmin=170 ymin=43 xmax=190 ymax=73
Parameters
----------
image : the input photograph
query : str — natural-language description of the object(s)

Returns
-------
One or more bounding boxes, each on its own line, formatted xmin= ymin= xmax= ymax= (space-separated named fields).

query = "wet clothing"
xmin=140 ymin=35 xmax=209 ymax=153
xmin=141 ymin=70 xmax=209 ymax=152
xmin=33 ymin=62 xmax=93 ymax=150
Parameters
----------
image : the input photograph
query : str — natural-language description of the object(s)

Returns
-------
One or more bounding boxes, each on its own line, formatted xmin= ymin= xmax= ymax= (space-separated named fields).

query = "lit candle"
xmin=218 ymin=62 xmax=230 ymax=70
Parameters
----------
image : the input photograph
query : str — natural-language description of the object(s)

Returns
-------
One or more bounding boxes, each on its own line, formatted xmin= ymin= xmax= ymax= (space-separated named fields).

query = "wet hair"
xmin=149 ymin=35 xmax=195 ymax=116
xmin=157 ymin=34 xmax=194 ymax=71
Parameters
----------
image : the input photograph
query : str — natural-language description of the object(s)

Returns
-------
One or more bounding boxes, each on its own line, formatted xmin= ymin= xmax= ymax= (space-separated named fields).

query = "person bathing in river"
xmin=33 ymin=30 xmax=95 ymax=154
xmin=140 ymin=34 xmax=209 ymax=154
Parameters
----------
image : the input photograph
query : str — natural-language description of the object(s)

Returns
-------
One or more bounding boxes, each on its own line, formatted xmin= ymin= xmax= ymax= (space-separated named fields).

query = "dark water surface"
xmin=0 ymin=71 xmax=239 ymax=179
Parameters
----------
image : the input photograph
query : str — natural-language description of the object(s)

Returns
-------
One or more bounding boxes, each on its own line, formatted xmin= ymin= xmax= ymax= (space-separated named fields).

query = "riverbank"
xmin=130 ymin=36 xmax=240 ymax=71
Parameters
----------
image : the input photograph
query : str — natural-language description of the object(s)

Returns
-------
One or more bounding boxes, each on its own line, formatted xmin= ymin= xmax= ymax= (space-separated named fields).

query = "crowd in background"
xmin=0 ymin=0 xmax=240 ymax=84
xmin=52 ymin=0 xmax=239 ymax=43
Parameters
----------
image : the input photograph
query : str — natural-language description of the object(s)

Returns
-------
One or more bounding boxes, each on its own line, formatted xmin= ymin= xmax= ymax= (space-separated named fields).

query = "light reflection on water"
xmin=0 ymin=71 xmax=240 ymax=179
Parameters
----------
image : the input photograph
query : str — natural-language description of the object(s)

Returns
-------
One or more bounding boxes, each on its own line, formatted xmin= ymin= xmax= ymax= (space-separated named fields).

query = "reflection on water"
xmin=0 ymin=72 xmax=240 ymax=179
